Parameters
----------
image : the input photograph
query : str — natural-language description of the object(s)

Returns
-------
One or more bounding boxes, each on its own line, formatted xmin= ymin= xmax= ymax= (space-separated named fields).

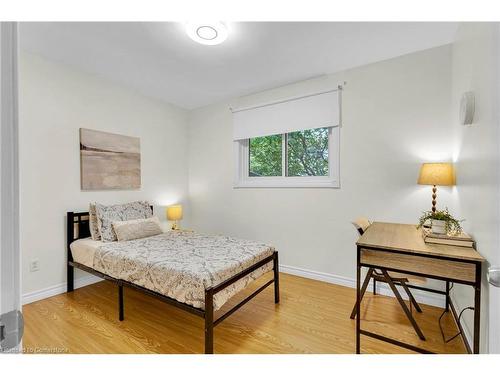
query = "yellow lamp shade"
xmin=166 ymin=205 xmax=183 ymax=221
xmin=417 ymin=163 xmax=456 ymax=186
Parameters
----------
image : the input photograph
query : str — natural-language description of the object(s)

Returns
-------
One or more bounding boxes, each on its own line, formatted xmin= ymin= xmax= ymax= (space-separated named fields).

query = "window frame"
xmin=234 ymin=126 xmax=340 ymax=188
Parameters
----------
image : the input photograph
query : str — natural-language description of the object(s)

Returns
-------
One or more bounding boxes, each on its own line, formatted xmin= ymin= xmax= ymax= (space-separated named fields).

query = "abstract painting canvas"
xmin=80 ymin=128 xmax=141 ymax=190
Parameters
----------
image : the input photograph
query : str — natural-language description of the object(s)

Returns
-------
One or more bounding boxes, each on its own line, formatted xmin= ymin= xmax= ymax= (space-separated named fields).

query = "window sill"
xmin=234 ymin=178 xmax=340 ymax=189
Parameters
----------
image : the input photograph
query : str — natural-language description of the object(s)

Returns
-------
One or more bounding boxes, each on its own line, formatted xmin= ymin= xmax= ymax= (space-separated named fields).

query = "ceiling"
xmin=19 ymin=22 xmax=458 ymax=109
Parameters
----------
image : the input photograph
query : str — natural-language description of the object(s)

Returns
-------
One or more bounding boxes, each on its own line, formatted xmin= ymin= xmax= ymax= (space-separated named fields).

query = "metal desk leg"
xmin=473 ymin=262 xmax=482 ymax=354
xmin=351 ymin=268 xmax=374 ymax=319
xmin=356 ymin=245 xmax=361 ymax=354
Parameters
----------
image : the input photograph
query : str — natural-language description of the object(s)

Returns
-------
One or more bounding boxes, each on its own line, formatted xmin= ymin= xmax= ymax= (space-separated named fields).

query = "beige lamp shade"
xmin=166 ymin=205 xmax=183 ymax=221
xmin=418 ymin=163 xmax=456 ymax=186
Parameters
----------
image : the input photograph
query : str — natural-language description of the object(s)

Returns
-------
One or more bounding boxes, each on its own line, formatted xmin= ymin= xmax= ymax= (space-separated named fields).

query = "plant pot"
xmin=431 ymin=219 xmax=447 ymax=235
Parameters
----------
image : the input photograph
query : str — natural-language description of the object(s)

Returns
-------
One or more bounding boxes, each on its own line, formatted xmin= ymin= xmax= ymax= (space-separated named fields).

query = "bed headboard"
xmin=66 ymin=205 xmax=154 ymax=262
xmin=66 ymin=211 xmax=90 ymax=262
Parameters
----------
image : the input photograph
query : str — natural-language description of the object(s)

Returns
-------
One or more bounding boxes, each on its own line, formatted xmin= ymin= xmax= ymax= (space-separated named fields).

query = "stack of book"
xmin=422 ymin=228 xmax=474 ymax=248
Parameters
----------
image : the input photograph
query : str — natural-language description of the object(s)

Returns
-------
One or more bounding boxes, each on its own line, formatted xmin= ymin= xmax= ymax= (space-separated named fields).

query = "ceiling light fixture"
xmin=186 ymin=22 xmax=228 ymax=45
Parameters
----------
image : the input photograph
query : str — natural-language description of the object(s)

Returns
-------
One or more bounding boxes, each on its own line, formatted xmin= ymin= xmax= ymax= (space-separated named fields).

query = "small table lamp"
xmin=417 ymin=163 xmax=456 ymax=212
xmin=166 ymin=204 xmax=183 ymax=230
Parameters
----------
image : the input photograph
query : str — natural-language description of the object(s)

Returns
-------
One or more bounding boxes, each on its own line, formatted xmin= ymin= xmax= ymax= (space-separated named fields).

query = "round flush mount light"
xmin=186 ymin=22 xmax=228 ymax=45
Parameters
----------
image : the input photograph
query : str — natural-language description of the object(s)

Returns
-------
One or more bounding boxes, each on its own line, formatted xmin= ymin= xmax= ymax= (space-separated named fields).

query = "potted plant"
xmin=417 ymin=208 xmax=463 ymax=235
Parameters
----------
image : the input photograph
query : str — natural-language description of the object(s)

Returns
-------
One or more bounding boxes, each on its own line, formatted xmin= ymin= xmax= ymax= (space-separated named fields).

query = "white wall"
xmin=452 ymin=23 xmax=500 ymax=354
xmin=19 ymin=53 xmax=190 ymax=297
xmin=188 ymin=46 xmax=457 ymax=292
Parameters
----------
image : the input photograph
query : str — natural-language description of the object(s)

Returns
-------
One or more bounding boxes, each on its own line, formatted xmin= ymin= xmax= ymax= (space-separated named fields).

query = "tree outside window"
xmin=248 ymin=127 xmax=329 ymax=177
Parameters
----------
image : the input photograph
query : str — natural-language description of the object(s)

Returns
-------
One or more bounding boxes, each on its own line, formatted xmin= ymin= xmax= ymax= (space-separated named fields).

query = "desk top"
xmin=357 ymin=222 xmax=486 ymax=262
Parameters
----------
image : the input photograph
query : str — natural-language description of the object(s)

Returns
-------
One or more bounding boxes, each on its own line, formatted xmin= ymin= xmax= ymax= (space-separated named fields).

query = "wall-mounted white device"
xmin=460 ymin=91 xmax=475 ymax=125
xmin=487 ymin=266 xmax=500 ymax=287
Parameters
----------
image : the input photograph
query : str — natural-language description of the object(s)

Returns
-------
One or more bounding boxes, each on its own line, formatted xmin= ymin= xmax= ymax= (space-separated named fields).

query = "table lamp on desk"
xmin=417 ymin=162 xmax=455 ymax=212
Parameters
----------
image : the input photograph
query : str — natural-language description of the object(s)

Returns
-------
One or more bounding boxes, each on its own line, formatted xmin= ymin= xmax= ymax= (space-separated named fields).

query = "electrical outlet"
xmin=29 ymin=259 xmax=40 ymax=272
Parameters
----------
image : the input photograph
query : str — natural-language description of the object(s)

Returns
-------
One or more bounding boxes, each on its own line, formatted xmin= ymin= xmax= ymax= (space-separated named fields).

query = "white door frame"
xmin=0 ymin=21 xmax=21 ymax=352
xmin=492 ymin=23 xmax=500 ymax=354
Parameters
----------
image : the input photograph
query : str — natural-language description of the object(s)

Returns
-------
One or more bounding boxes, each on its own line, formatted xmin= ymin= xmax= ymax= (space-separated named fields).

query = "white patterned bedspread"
xmin=92 ymin=231 xmax=274 ymax=311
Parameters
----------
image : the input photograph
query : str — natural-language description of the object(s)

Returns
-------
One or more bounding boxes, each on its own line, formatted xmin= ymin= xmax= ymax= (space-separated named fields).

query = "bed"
xmin=66 ymin=209 xmax=279 ymax=354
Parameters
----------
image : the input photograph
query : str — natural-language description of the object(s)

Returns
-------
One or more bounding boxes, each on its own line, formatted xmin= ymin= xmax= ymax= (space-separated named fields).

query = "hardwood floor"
xmin=22 ymin=273 xmax=467 ymax=354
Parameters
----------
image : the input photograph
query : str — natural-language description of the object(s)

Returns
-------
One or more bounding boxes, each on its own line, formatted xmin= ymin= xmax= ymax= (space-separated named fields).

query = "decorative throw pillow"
xmin=89 ymin=203 xmax=101 ymax=241
xmin=95 ymin=201 xmax=152 ymax=242
xmin=113 ymin=217 xmax=163 ymax=241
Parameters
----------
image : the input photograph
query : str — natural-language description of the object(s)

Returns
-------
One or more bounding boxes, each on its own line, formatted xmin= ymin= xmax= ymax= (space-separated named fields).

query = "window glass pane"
xmin=287 ymin=127 xmax=329 ymax=176
xmin=249 ymin=134 xmax=282 ymax=177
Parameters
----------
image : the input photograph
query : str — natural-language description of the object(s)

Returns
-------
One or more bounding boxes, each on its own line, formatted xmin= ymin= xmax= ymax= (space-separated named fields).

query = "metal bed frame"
xmin=66 ymin=209 xmax=280 ymax=354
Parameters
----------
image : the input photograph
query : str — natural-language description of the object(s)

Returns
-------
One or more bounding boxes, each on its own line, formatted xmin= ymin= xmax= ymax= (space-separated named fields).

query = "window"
xmin=232 ymin=88 xmax=341 ymax=188
xmin=235 ymin=126 xmax=339 ymax=188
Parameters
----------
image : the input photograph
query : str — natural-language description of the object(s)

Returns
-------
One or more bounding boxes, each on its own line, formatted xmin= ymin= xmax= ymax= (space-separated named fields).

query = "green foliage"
xmin=288 ymin=128 xmax=329 ymax=176
xmin=249 ymin=134 xmax=282 ymax=176
xmin=249 ymin=128 xmax=329 ymax=177
xmin=417 ymin=208 xmax=463 ymax=235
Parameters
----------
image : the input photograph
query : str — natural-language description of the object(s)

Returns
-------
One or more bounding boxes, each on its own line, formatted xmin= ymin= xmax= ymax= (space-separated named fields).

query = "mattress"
xmin=71 ymin=231 xmax=274 ymax=311
xmin=70 ymin=237 xmax=103 ymax=268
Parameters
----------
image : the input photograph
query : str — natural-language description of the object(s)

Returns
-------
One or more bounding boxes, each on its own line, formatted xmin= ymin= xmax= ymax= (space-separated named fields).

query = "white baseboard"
xmin=280 ymin=264 xmax=445 ymax=308
xmin=280 ymin=264 xmax=356 ymax=288
xmin=22 ymin=275 xmax=103 ymax=305
xmin=22 ymin=263 xmax=444 ymax=309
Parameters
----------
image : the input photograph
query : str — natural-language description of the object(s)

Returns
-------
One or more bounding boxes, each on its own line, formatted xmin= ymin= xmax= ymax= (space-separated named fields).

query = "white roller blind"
xmin=232 ymin=89 xmax=340 ymax=140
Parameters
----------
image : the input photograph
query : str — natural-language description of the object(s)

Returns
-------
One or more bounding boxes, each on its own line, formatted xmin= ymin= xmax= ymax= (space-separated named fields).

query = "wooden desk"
xmin=355 ymin=222 xmax=485 ymax=354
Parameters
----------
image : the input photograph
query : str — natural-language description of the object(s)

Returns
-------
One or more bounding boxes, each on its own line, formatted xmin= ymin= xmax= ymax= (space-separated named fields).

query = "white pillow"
xmin=113 ymin=217 xmax=163 ymax=242
xmin=96 ymin=201 xmax=152 ymax=241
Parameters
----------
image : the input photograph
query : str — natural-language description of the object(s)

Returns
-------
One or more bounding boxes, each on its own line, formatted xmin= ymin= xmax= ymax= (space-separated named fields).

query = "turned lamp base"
xmin=431 ymin=184 xmax=437 ymax=212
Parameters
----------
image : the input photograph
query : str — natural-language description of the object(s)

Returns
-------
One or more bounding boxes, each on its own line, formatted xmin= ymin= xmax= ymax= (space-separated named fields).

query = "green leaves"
xmin=417 ymin=208 xmax=463 ymax=235
xmin=249 ymin=134 xmax=282 ymax=176
xmin=288 ymin=128 xmax=329 ymax=176
xmin=249 ymin=128 xmax=329 ymax=177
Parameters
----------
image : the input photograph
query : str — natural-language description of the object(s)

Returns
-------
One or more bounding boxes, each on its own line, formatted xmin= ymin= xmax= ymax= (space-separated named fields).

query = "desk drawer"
xmin=360 ymin=248 xmax=476 ymax=283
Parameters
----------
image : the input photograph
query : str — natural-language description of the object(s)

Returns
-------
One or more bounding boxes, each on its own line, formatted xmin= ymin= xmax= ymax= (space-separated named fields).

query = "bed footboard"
xmin=203 ymin=251 xmax=280 ymax=354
